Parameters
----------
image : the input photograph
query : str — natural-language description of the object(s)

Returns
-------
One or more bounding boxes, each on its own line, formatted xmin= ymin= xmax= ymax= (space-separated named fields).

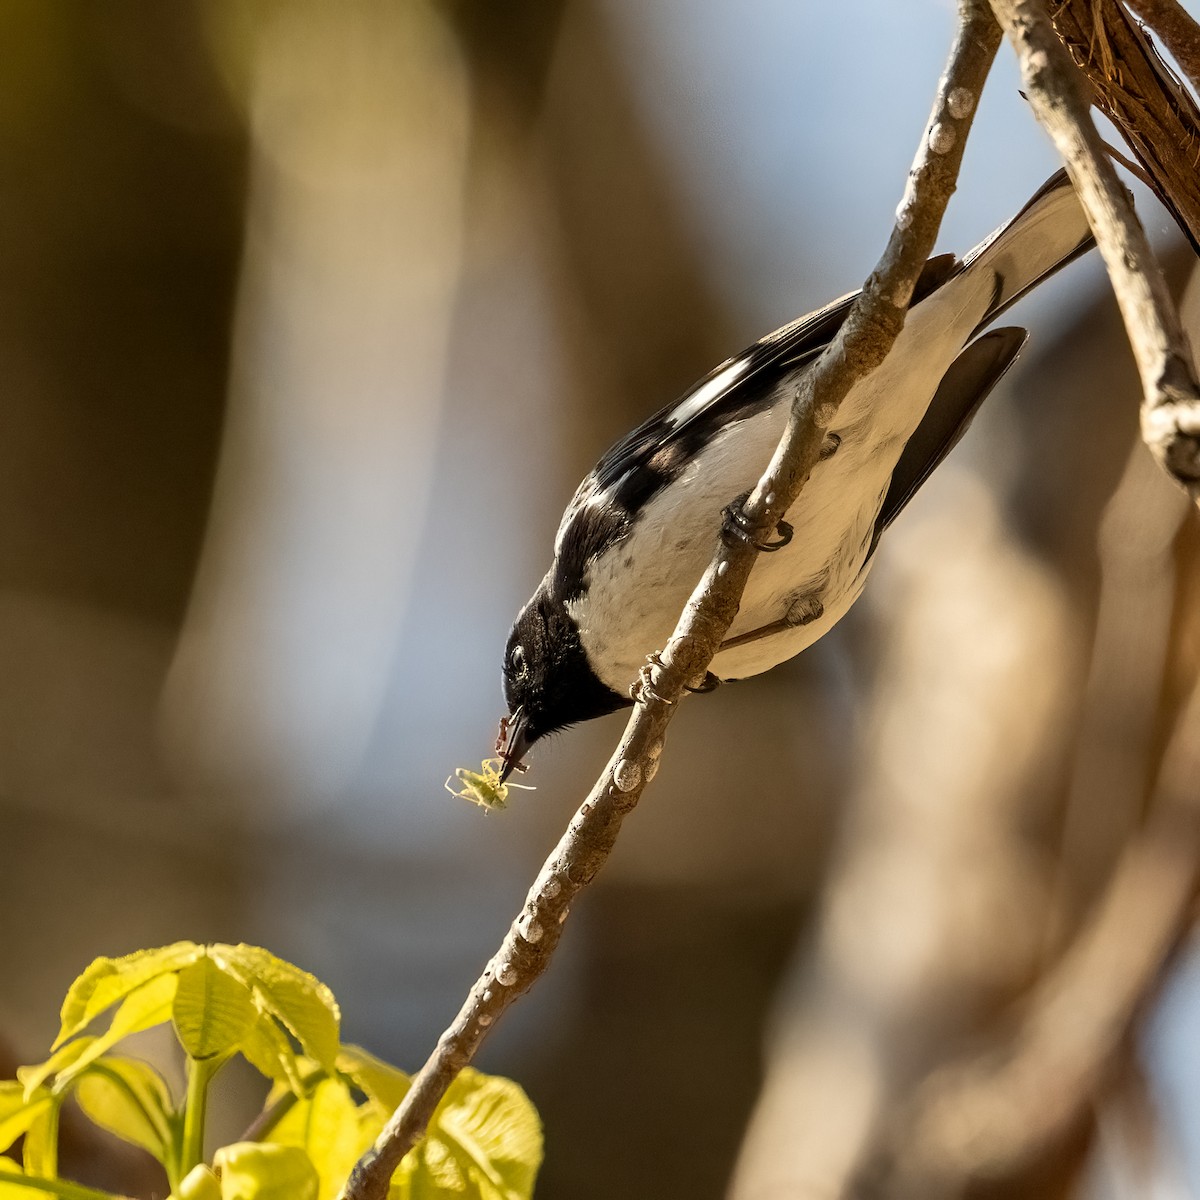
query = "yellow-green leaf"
xmin=56 ymin=943 xmax=201 ymax=1048
xmin=20 ymin=1096 xmax=58 ymax=1179
xmin=173 ymin=954 xmax=257 ymax=1061
xmin=239 ymin=1016 xmax=304 ymax=1094
xmin=213 ymin=1142 xmax=318 ymax=1200
xmin=0 ymin=1085 xmax=51 ymax=1158
xmin=420 ymin=1069 xmax=542 ymax=1200
xmin=53 ymin=974 xmax=178 ymax=1092
xmin=403 ymin=1137 xmax=467 ymax=1199
xmin=217 ymin=947 xmax=339 ymax=1071
xmin=335 ymin=1046 xmax=410 ymax=1113
xmin=0 ymin=1158 xmax=126 ymax=1199
xmin=17 ymin=1040 xmax=95 ymax=1100
xmin=73 ymin=1057 xmax=173 ymax=1162
xmin=267 ymin=1078 xmax=370 ymax=1200
xmin=0 ymin=1159 xmax=35 ymax=1200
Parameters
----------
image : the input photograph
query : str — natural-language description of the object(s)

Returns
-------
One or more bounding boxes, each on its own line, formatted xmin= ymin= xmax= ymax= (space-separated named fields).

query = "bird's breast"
xmin=568 ymin=267 xmax=995 ymax=695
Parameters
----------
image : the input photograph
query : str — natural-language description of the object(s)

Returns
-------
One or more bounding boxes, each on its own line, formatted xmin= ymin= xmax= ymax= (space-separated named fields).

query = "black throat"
xmin=506 ymin=587 xmax=630 ymax=746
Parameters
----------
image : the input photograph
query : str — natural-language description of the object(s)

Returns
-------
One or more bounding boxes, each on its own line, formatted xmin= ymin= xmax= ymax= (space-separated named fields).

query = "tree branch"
xmin=337 ymin=4 xmax=1000 ymax=1196
xmin=1050 ymin=0 xmax=1200 ymax=252
xmin=989 ymin=0 xmax=1200 ymax=499
xmin=1125 ymin=0 xmax=1200 ymax=94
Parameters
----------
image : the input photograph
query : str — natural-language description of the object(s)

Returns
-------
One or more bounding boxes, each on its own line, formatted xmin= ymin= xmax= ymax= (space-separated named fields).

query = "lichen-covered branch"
xmin=336 ymin=6 xmax=1000 ymax=1198
xmin=989 ymin=0 xmax=1200 ymax=499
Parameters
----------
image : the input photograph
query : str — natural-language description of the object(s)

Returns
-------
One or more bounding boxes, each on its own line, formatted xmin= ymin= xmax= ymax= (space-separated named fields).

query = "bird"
xmin=497 ymin=171 xmax=1093 ymax=780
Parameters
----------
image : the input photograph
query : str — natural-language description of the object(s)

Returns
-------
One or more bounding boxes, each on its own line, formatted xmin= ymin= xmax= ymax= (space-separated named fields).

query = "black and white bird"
xmin=498 ymin=172 xmax=1093 ymax=779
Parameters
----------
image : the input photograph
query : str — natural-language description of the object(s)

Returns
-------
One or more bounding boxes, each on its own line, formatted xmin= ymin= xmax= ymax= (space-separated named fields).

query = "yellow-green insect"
xmin=445 ymin=758 xmax=534 ymax=813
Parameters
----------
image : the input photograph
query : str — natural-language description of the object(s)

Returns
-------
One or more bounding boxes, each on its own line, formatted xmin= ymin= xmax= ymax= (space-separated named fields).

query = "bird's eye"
xmin=511 ymin=645 xmax=526 ymax=676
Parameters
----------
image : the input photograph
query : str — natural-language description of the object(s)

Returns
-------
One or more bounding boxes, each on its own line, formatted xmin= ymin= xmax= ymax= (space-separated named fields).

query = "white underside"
xmin=567 ymin=265 xmax=998 ymax=696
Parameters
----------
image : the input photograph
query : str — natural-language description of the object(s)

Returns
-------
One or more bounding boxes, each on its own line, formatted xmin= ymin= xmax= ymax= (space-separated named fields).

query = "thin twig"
xmin=337 ymin=5 xmax=1000 ymax=1197
xmin=1101 ymin=137 xmax=1156 ymax=189
xmin=991 ymin=0 xmax=1200 ymax=499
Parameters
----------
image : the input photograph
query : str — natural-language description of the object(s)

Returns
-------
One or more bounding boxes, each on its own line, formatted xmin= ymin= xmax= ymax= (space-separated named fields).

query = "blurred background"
xmin=1 ymin=1 xmax=1198 ymax=1197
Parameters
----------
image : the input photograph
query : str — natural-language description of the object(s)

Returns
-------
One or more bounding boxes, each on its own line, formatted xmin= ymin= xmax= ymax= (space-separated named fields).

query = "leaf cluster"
xmin=0 ymin=943 xmax=541 ymax=1200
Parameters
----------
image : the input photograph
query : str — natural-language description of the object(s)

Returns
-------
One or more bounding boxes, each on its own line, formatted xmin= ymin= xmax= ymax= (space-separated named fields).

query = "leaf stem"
xmin=179 ymin=1056 xmax=219 ymax=1177
xmin=0 ymin=1163 xmax=129 ymax=1200
xmin=42 ymin=1100 xmax=60 ymax=1180
xmin=238 ymin=1066 xmax=329 ymax=1144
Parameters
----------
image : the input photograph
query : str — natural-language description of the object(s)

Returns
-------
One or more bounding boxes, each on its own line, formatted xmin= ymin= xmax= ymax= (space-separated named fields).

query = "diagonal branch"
xmin=989 ymin=0 xmax=1200 ymax=500
xmin=1050 ymin=0 xmax=1200 ymax=252
xmin=337 ymin=4 xmax=1000 ymax=1197
xmin=1125 ymin=0 xmax=1200 ymax=94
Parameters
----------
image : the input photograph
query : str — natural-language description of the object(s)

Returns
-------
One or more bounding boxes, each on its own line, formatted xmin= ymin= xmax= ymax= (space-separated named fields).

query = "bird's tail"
xmin=963 ymin=168 xmax=1095 ymax=331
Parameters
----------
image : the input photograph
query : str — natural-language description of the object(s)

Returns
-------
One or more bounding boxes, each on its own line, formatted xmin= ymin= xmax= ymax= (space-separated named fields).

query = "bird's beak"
xmin=497 ymin=707 xmax=531 ymax=783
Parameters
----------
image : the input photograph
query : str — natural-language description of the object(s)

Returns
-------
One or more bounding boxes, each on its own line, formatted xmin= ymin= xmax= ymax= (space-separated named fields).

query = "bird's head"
xmin=498 ymin=585 xmax=628 ymax=781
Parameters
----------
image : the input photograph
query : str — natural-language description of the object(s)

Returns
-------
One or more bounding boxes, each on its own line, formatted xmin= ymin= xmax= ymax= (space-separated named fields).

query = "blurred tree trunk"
xmin=731 ymin=254 xmax=1200 ymax=1198
xmin=0 ymin=0 xmax=246 ymax=1052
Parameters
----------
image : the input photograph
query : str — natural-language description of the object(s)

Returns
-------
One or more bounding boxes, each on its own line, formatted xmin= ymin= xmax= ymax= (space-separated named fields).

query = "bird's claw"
xmin=630 ymin=653 xmax=676 ymax=707
xmin=721 ymin=493 xmax=793 ymax=553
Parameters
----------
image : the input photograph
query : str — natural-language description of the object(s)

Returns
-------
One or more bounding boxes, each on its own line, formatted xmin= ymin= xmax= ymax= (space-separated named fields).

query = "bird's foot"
xmin=718 ymin=592 xmax=826 ymax=652
xmin=721 ymin=492 xmax=793 ymax=553
xmin=630 ymin=653 xmax=676 ymax=707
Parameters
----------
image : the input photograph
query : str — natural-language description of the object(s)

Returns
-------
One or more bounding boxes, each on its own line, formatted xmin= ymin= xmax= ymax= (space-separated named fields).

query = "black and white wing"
xmin=547 ymin=257 xmax=967 ymax=601
xmin=547 ymin=290 xmax=855 ymax=600
xmin=873 ymin=325 xmax=1027 ymax=539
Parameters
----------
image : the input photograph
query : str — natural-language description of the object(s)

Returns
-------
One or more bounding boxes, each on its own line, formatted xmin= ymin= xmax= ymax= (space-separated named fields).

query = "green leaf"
xmin=266 ymin=1079 xmax=371 ymax=1200
xmin=213 ymin=1142 xmax=318 ymax=1200
xmin=175 ymin=1164 xmax=221 ymax=1200
xmin=334 ymin=1046 xmax=410 ymax=1112
xmin=217 ymin=947 xmax=339 ymax=1071
xmin=56 ymin=943 xmax=201 ymax=1048
xmin=0 ymin=1162 xmax=32 ymax=1199
xmin=73 ymin=1057 xmax=174 ymax=1163
xmin=0 ymin=1157 xmax=32 ymax=1200
xmin=402 ymin=1138 xmax=466 ymax=1200
xmin=53 ymin=975 xmax=179 ymax=1093
xmin=0 ymin=1086 xmax=52 ymax=1158
xmin=418 ymin=1070 xmax=542 ymax=1200
xmin=17 ymin=1042 xmax=95 ymax=1101
xmin=238 ymin=1016 xmax=304 ymax=1095
xmin=173 ymin=954 xmax=257 ymax=1061
xmin=0 ymin=1157 xmax=125 ymax=1200
xmin=20 ymin=1098 xmax=58 ymax=1179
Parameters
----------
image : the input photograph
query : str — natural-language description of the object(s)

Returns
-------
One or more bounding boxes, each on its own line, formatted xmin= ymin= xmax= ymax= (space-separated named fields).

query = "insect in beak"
xmin=496 ymin=708 xmax=532 ymax=783
xmin=445 ymin=758 xmax=534 ymax=813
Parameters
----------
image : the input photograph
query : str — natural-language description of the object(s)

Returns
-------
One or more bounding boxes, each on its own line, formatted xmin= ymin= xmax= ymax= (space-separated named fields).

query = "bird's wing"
xmin=872 ymin=325 xmax=1027 ymax=544
xmin=549 ymin=257 xmax=963 ymax=600
xmin=964 ymin=168 xmax=1094 ymax=330
xmin=584 ymin=291 xmax=858 ymax=505
xmin=548 ymin=292 xmax=857 ymax=597
xmin=560 ymin=256 xmax=963 ymax=532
